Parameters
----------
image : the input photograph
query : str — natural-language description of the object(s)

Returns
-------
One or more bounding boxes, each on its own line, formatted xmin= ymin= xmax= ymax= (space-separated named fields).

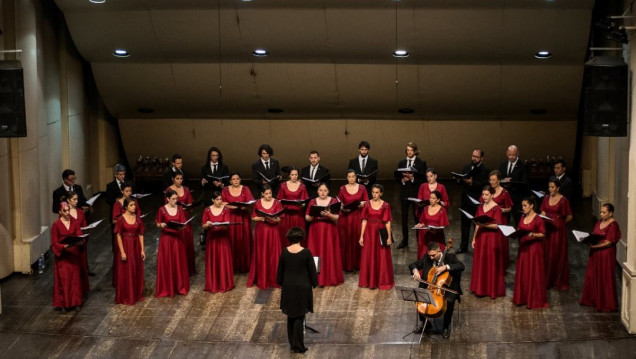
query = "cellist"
xmin=408 ymin=241 xmax=464 ymax=338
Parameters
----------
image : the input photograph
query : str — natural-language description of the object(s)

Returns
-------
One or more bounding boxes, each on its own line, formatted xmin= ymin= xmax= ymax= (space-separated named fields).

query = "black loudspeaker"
xmin=583 ymin=56 xmax=628 ymax=137
xmin=0 ymin=60 xmax=26 ymax=138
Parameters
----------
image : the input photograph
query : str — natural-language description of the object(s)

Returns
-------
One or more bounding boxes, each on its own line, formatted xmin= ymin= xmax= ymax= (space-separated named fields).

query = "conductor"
xmin=276 ymin=227 xmax=318 ymax=353
xmin=408 ymin=241 xmax=464 ymax=338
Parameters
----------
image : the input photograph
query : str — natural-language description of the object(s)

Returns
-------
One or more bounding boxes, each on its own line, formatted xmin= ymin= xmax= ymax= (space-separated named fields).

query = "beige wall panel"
xmin=19 ymin=146 xmax=42 ymax=239
xmin=120 ymin=118 xmax=577 ymax=181
xmin=0 ymin=150 xmax=13 ymax=278
xmin=66 ymin=52 xmax=85 ymax=118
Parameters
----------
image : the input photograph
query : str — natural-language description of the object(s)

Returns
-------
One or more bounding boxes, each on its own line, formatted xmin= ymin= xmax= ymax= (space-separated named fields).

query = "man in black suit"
xmin=395 ymin=142 xmax=427 ymax=249
xmin=200 ymin=146 xmax=230 ymax=205
xmin=52 ymin=169 xmax=88 ymax=213
xmin=550 ymin=159 xmax=573 ymax=201
xmin=498 ymin=145 xmax=529 ymax=225
xmin=457 ymin=149 xmax=489 ymax=254
xmin=409 ymin=241 xmax=464 ymax=338
xmin=162 ymin=154 xmax=188 ymax=190
xmin=301 ymin=150 xmax=331 ymax=198
xmin=252 ymin=144 xmax=282 ymax=197
xmin=347 ymin=140 xmax=378 ymax=196
xmin=106 ymin=163 xmax=127 ymax=206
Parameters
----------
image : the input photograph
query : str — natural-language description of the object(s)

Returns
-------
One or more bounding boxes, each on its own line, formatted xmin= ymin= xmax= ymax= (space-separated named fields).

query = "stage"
xmin=0 ymin=181 xmax=634 ymax=358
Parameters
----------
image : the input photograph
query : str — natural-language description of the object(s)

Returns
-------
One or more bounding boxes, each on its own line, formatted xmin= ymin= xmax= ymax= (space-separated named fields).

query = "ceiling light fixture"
xmin=252 ymin=49 xmax=269 ymax=57
xmin=534 ymin=50 xmax=552 ymax=59
xmin=113 ymin=49 xmax=130 ymax=57
xmin=393 ymin=50 xmax=409 ymax=58
xmin=89 ymin=0 xmax=106 ymax=3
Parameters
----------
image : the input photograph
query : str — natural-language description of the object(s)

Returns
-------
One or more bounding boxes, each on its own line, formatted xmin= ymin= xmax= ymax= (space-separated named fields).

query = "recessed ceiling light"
xmin=398 ymin=108 xmax=414 ymax=114
xmin=267 ymin=108 xmax=283 ymax=113
xmin=113 ymin=49 xmax=130 ymax=57
xmin=534 ymin=50 xmax=551 ymax=59
xmin=252 ymin=49 xmax=269 ymax=57
xmin=393 ymin=50 xmax=409 ymax=58
xmin=89 ymin=0 xmax=106 ymax=3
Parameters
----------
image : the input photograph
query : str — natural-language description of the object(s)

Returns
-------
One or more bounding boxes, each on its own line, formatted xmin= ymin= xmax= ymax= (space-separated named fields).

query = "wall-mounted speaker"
xmin=583 ymin=56 xmax=628 ymax=137
xmin=0 ymin=60 xmax=26 ymax=138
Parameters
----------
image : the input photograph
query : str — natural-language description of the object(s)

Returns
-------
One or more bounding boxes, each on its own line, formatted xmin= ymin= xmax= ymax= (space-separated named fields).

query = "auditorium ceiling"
xmin=54 ymin=0 xmax=595 ymax=119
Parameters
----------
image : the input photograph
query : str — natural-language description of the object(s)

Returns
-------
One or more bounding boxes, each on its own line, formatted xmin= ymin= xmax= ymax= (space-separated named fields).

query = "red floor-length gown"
xmin=469 ymin=204 xmax=506 ymax=298
xmin=51 ymin=218 xmax=85 ymax=309
xmin=541 ymin=195 xmax=572 ymax=290
xmin=277 ymin=182 xmax=309 ymax=247
xmin=111 ymin=199 xmax=141 ymax=286
xmin=114 ymin=215 xmax=145 ymax=305
xmin=481 ymin=188 xmax=513 ymax=269
xmin=416 ymin=205 xmax=449 ymax=260
xmin=248 ymin=199 xmax=284 ymax=289
xmin=70 ymin=209 xmax=89 ymax=294
xmin=155 ymin=206 xmax=190 ymax=297
xmin=358 ymin=201 xmax=395 ymax=290
xmin=166 ymin=186 xmax=195 ymax=275
xmin=337 ymin=184 xmax=368 ymax=271
xmin=222 ymin=186 xmax=254 ymax=273
xmin=580 ymin=220 xmax=621 ymax=312
xmin=202 ymin=206 xmax=234 ymax=293
xmin=306 ymin=197 xmax=344 ymax=286
xmin=512 ymin=215 xmax=548 ymax=309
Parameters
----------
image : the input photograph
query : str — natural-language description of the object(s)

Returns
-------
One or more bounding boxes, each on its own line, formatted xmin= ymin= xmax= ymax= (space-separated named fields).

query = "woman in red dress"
xmin=166 ymin=171 xmax=195 ymax=275
xmin=305 ymin=183 xmax=343 ymax=286
xmin=51 ymin=202 xmax=85 ymax=312
xmin=415 ymin=190 xmax=449 ymax=259
xmin=201 ymin=191 xmax=234 ymax=293
xmin=248 ymin=185 xmax=284 ymax=289
xmin=486 ymin=170 xmax=514 ymax=268
xmin=512 ymin=197 xmax=548 ymax=309
xmin=470 ymin=186 xmax=506 ymax=298
xmin=155 ymin=189 xmax=190 ymax=297
xmin=580 ymin=203 xmax=621 ymax=312
xmin=222 ymin=172 xmax=254 ymax=273
xmin=337 ymin=169 xmax=368 ymax=271
xmin=417 ymin=168 xmax=450 ymax=217
xmin=114 ymin=198 xmax=146 ymax=305
xmin=540 ymin=179 xmax=573 ymax=290
xmin=67 ymin=191 xmax=90 ymax=294
xmin=111 ymin=182 xmax=141 ymax=287
xmin=358 ymin=184 xmax=394 ymax=290
xmin=277 ymin=167 xmax=309 ymax=247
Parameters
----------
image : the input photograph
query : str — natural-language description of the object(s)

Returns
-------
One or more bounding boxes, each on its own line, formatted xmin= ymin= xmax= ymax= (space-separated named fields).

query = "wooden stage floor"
xmin=1 ymin=181 xmax=635 ymax=358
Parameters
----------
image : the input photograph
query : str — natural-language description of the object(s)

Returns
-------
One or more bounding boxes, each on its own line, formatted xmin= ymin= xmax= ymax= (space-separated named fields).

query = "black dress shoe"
xmin=397 ymin=241 xmax=409 ymax=249
xmin=442 ymin=328 xmax=450 ymax=338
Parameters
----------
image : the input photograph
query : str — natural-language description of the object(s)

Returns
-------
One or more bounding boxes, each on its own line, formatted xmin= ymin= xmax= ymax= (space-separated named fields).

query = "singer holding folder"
xmin=111 ymin=181 xmax=141 ymax=287
xmin=222 ymin=172 xmax=254 ymax=273
xmin=252 ymin=144 xmax=282 ymax=197
xmin=414 ymin=190 xmax=449 ymax=260
xmin=166 ymin=171 xmax=195 ymax=276
xmin=114 ymin=198 xmax=146 ymax=305
xmin=337 ymin=169 xmax=369 ymax=272
xmin=469 ymin=186 xmax=505 ymax=299
xmin=51 ymin=202 xmax=85 ymax=312
xmin=248 ymin=185 xmax=284 ymax=290
xmin=540 ymin=179 xmax=573 ymax=290
xmin=67 ymin=192 xmax=90 ymax=292
xmin=277 ymin=167 xmax=309 ymax=247
xmin=305 ymin=183 xmax=343 ymax=286
xmin=358 ymin=184 xmax=394 ymax=290
xmin=201 ymin=192 xmax=234 ymax=293
xmin=483 ymin=170 xmax=513 ymax=269
xmin=155 ymin=189 xmax=190 ymax=297
xmin=200 ymin=147 xmax=229 ymax=206
xmin=580 ymin=203 xmax=621 ymax=312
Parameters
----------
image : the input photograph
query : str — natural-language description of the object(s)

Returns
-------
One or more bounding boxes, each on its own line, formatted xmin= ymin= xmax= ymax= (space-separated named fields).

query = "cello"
xmin=414 ymin=238 xmax=457 ymax=318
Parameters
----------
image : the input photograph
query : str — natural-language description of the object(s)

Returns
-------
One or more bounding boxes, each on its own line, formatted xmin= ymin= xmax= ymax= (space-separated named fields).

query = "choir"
xmin=49 ymin=143 xmax=620 ymax=325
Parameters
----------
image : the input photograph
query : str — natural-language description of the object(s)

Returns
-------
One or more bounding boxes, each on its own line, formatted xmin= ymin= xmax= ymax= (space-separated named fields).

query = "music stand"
xmin=395 ymin=286 xmax=433 ymax=344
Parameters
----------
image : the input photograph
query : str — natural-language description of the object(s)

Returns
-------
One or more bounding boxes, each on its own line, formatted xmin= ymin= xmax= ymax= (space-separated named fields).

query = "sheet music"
xmin=459 ymin=208 xmax=474 ymax=219
xmin=498 ymin=225 xmax=516 ymax=237
xmin=467 ymin=195 xmax=480 ymax=205
xmin=572 ymin=230 xmax=590 ymax=243
xmin=81 ymin=219 xmax=103 ymax=231
xmin=85 ymin=193 xmax=101 ymax=206
xmin=132 ymin=193 xmax=151 ymax=199
xmin=531 ymin=190 xmax=545 ymax=198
